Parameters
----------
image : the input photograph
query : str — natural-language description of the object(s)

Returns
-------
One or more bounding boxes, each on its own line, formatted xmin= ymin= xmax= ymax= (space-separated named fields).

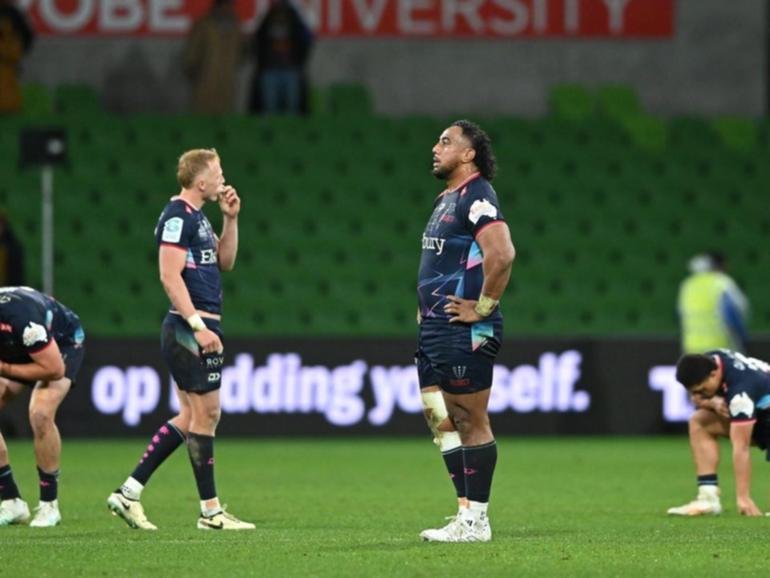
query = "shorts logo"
xmin=23 ymin=322 xmax=48 ymax=347
xmin=205 ymin=355 xmax=224 ymax=369
xmin=162 ymin=217 xmax=184 ymax=243
xmin=452 ymin=366 xmax=467 ymax=379
xmin=208 ymin=372 xmax=221 ymax=383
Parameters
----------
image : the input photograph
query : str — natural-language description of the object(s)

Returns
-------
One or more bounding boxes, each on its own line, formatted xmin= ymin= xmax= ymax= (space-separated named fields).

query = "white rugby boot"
xmin=30 ymin=500 xmax=61 ymax=527
xmin=667 ymin=486 xmax=722 ymax=516
xmin=197 ymin=508 xmax=255 ymax=530
xmin=0 ymin=498 xmax=30 ymax=526
xmin=107 ymin=492 xmax=157 ymax=530
xmin=420 ymin=509 xmax=492 ymax=543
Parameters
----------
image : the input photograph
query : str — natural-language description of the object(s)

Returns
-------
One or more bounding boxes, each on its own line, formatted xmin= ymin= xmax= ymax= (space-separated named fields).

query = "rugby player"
xmin=107 ymin=149 xmax=254 ymax=530
xmin=672 ymin=349 xmax=770 ymax=516
xmin=0 ymin=286 xmax=85 ymax=527
xmin=416 ymin=121 xmax=515 ymax=542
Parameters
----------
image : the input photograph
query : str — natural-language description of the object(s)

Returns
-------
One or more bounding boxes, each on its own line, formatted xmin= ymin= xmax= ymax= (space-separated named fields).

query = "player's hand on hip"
xmin=737 ymin=497 xmax=762 ymax=516
xmin=444 ymin=295 xmax=483 ymax=324
xmin=194 ymin=328 xmax=223 ymax=354
xmin=218 ymin=185 xmax=241 ymax=218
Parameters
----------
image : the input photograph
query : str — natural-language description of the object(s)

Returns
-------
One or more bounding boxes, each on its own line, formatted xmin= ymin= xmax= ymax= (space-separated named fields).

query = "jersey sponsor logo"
xmin=468 ymin=199 xmax=498 ymax=225
xmin=161 ymin=217 xmax=184 ymax=243
xmin=421 ymin=234 xmax=446 ymax=255
xmin=729 ymin=392 xmax=754 ymax=419
xmin=208 ymin=372 xmax=221 ymax=383
xmin=200 ymin=249 xmax=217 ymax=265
xmin=22 ymin=322 xmax=48 ymax=347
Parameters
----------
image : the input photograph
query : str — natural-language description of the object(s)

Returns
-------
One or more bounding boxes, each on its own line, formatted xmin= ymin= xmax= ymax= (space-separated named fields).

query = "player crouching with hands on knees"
xmin=671 ymin=349 xmax=770 ymax=517
xmin=0 ymin=286 xmax=85 ymax=528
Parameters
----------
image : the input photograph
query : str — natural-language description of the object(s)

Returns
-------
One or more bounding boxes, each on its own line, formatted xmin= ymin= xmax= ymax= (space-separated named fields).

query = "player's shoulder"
xmin=460 ymin=176 xmax=499 ymax=204
xmin=160 ymin=197 xmax=197 ymax=220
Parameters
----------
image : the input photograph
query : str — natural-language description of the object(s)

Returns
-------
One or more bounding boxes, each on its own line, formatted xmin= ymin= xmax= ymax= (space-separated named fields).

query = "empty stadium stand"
xmin=1 ymin=84 xmax=766 ymax=337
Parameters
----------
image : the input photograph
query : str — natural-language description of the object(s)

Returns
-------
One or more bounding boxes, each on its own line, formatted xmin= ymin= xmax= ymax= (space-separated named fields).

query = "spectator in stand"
xmin=183 ymin=0 xmax=245 ymax=114
xmin=0 ymin=0 xmax=34 ymax=114
xmin=248 ymin=0 xmax=313 ymax=115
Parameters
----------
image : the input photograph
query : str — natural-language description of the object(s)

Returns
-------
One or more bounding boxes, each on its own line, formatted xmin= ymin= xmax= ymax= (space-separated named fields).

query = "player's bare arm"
xmin=730 ymin=421 xmax=762 ymax=516
xmin=0 ymin=340 xmax=65 ymax=382
xmin=445 ymin=222 xmax=515 ymax=324
xmin=159 ymin=246 xmax=222 ymax=354
xmin=217 ymin=185 xmax=240 ymax=271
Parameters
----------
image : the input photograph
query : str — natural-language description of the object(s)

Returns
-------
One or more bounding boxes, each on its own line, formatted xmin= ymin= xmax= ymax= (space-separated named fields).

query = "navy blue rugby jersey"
xmin=0 ymin=286 xmax=84 ymax=363
xmin=155 ymin=197 xmax=222 ymax=315
xmin=709 ymin=349 xmax=770 ymax=423
xmin=417 ymin=173 xmax=506 ymax=322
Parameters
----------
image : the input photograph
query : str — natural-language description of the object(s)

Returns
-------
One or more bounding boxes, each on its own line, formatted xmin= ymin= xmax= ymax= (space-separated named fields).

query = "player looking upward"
xmin=416 ymin=121 xmax=515 ymax=542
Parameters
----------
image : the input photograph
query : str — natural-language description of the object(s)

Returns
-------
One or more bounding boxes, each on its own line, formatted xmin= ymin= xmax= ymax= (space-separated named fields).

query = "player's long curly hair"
xmin=452 ymin=120 xmax=497 ymax=182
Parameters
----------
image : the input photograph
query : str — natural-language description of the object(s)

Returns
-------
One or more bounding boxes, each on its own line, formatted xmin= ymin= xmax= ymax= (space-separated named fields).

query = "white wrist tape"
xmin=187 ymin=314 xmax=207 ymax=332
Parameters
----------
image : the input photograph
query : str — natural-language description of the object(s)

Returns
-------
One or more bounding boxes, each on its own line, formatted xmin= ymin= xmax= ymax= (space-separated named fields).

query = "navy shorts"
xmin=416 ymin=318 xmax=502 ymax=394
xmin=161 ymin=313 xmax=224 ymax=394
xmin=751 ymin=413 xmax=770 ymax=461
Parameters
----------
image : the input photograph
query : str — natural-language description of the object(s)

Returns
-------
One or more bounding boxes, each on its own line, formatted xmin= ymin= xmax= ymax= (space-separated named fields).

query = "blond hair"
xmin=177 ymin=149 xmax=219 ymax=189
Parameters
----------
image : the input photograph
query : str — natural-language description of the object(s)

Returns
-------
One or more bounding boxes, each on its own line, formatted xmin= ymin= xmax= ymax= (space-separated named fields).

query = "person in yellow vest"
xmin=668 ymin=251 xmax=750 ymax=516
xmin=0 ymin=0 xmax=34 ymax=114
xmin=678 ymin=251 xmax=748 ymax=354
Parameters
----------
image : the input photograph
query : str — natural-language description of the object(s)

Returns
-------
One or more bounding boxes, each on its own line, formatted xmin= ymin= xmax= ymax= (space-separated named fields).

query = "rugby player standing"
xmin=416 ymin=121 xmax=515 ymax=542
xmin=107 ymin=149 xmax=254 ymax=530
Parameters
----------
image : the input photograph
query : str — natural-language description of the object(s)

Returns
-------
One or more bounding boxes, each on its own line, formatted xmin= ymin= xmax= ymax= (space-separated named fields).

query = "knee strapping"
xmin=421 ymin=390 xmax=462 ymax=452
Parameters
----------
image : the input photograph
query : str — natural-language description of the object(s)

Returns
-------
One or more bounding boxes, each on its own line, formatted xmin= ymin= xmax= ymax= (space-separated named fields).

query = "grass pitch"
xmin=0 ymin=436 xmax=768 ymax=577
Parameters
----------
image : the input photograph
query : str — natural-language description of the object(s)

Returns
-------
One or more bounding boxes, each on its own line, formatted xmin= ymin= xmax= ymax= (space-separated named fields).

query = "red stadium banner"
xmin=20 ymin=0 xmax=674 ymax=38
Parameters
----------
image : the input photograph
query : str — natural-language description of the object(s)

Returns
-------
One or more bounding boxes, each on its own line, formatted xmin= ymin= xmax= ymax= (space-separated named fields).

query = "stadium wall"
xmin=20 ymin=0 xmax=766 ymax=116
xmin=6 ymin=337 xmax=769 ymax=438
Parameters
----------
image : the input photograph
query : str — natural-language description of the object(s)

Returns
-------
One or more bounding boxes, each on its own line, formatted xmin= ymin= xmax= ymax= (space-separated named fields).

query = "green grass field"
xmin=0 ymin=436 xmax=768 ymax=577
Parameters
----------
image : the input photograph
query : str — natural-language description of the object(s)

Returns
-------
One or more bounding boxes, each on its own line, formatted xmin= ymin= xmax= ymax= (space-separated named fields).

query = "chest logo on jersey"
xmin=729 ymin=392 xmax=754 ymax=419
xmin=23 ymin=322 xmax=48 ymax=347
xmin=422 ymin=234 xmax=446 ymax=256
xmin=198 ymin=221 xmax=213 ymax=241
xmin=162 ymin=217 xmax=184 ymax=243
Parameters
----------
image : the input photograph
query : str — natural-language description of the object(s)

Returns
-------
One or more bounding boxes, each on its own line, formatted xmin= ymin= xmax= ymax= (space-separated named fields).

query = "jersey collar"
xmin=440 ymin=172 xmax=481 ymax=197
xmin=172 ymin=195 xmax=201 ymax=212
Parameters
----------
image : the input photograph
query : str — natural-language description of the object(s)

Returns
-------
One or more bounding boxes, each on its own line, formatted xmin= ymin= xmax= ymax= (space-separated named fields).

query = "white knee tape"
xmin=421 ymin=390 xmax=462 ymax=452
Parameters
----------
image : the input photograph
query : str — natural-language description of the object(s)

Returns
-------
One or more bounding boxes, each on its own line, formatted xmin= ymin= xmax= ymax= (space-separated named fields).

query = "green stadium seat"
xmin=21 ymin=83 xmax=54 ymax=118
xmin=711 ymin=117 xmax=758 ymax=152
xmin=597 ymin=85 xmax=641 ymax=122
xmin=55 ymin=84 xmax=102 ymax=116
xmin=325 ymin=83 xmax=373 ymax=117
xmin=549 ymin=84 xmax=594 ymax=123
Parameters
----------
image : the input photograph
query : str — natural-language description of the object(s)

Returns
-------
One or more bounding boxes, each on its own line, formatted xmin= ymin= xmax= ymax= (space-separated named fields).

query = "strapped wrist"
xmin=474 ymin=295 xmax=499 ymax=317
xmin=186 ymin=314 xmax=207 ymax=332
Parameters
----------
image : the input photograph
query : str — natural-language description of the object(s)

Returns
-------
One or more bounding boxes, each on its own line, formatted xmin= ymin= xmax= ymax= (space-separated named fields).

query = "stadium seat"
xmin=597 ymin=85 xmax=641 ymax=122
xmin=549 ymin=84 xmax=594 ymax=123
